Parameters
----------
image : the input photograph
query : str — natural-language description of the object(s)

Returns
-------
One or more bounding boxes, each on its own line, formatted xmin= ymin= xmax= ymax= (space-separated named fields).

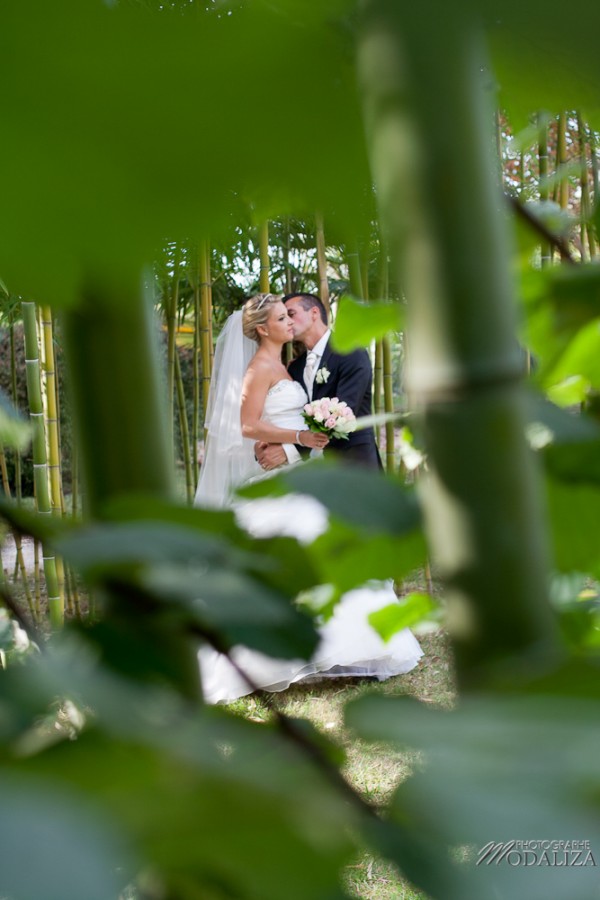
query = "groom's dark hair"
xmin=282 ymin=292 xmax=328 ymax=325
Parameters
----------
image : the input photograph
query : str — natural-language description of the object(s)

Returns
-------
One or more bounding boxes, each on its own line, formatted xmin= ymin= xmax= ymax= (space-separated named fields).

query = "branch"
xmin=506 ymin=193 xmax=577 ymax=265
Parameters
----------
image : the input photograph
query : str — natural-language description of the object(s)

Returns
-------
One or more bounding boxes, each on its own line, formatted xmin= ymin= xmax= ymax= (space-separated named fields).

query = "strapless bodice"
xmin=262 ymin=379 xmax=307 ymax=430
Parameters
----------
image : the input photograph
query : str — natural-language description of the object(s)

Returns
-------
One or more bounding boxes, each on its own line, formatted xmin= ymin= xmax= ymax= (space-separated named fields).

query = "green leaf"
xmin=0 ymin=497 xmax=64 ymax=542
xmin=0 ymin=0 xmax=370 ymax=305
xmin=520 ymin=264 xmax=600 ymax=383
xmin=7 ymin=636 xmax=359 ymax=900
xmin=546 ymin=477 xmax=600 ymax=577
xmin=54 ymin=521 xmax=320 ymax=660
xmin=368 ymin=593 xmax=436 ymax=641
xmin=309 ymin=526 xmax=427 ymax=604
xmin=544 ymin=318 xmax=600 ymax=393
xmin=0 ymin=774 xmax=133 ymax=900
xmin=524 ymin=393 xmax=600 ymax=483
xmin=525 ymin=391 xmax=600 ymax=448
xmin=240 ymin=464 xmax=422 ymax=536
xmin=546 ymin=376 xmax=588 ymax=408
xmin=346 ymin=692 xmax=600 ymax=900
xmin=0 ymin=388 xmax=30 ymax=452
xmin=331 ymin=296 xmax=403 ymax=353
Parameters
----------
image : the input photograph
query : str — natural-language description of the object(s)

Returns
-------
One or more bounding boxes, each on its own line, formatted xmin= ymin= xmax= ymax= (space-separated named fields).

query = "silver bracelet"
xmin=296 ymin=430 xmax=303 ymax=446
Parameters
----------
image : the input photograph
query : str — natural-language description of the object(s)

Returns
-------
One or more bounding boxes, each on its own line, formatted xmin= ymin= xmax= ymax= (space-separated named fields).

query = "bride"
xmin=195 ymin=293 xmax=423 ymax=703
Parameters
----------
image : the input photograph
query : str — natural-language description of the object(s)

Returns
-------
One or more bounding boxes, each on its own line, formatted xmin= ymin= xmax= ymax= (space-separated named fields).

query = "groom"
xmin=256 ymin=292 xmax=382 ymax=470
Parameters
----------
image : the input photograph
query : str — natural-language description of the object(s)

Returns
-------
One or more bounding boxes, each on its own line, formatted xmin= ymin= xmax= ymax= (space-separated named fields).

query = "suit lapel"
xmin=289 ymin=350 xmax=307 ymax=387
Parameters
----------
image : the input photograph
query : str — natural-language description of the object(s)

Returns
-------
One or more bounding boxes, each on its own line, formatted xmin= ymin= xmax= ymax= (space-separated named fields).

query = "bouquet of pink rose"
xmin=302 ymin=396 xmax=357 ymax=441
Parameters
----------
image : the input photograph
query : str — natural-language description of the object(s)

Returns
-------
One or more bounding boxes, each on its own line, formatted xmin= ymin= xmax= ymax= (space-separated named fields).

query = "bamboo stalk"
xmin=373 ymin=339 xmax=383 ymax=437
xmin=191 ymin=250 xmax=201 ymax=485
xmin=40 ymin=306 xmax=62 ymax=515
xmin=315 ymin=211 xmax=331 ymax=318
xmin=166 ymin=243 xmax=181 ymax=451
xmin=359 ymin=3 xmax=558 ymax=685
xmin=577 ymin=112 xmax=596 ymax=259
xmin=9 ymin=315 xmax=22 ymax=503
xmin=61 ymin=275 xmax=199 ymax=699
xmin=0 ymin=443 xmax=10 ymax=495
xmin=199 ymin=239 xmax=212 ymax=429
xmin=557 ymin=112 xmax=569 ymax=212
xmin=71 ymin=438 xmax=79 ymax=519
xmin=590 ymin=124 xmax=600 ymax=200
xmin=258 ymin=221 xmax=270 ymax=292
xmin=33 ymin=539 xmax=41 ymax=622
xmin=63 ymin=559 xmax=74 ymax=616
xmin=284 ymin=216 xmax=293 ymax=293
xmin=0 ymin=444 xmax=36 ymax=619
xmin=40 ymin=304 xmax=66 ymax=610
xmin=174 ymin=347 xmax=193 ymax=503
xmin=382 ymin=337 xmax=395 ymax=472
xmin=378 ymin=243 xmax=396 ymax=470
xmin=21 ymin=301 xmax=62 ymax=627
xmin=205 ymin=241 xmax=214 ymax=371
xmin=538 ymin=113 xmax=551 ymax=267
xmin=347 ymin=241 xmax=363 ymax=297
xmin=283 ymin=219 xmax=294 ymax=364
xmin=520 ymin=150 xmax=525 ymax=193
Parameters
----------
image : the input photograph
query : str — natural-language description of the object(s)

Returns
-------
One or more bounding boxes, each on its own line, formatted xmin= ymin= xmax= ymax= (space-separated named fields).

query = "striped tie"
xmin=303 ymin=351 xmax=318 ymax=398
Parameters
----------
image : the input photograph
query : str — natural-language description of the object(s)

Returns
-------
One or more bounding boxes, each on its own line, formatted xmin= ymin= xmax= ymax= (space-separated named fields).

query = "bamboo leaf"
xmin=368 ymin=593 xmax=436 ymax=642
xmin=544 ymin=318 xmax=600 ymax=393
xmin=54 ymin=521 xmax=321 ymax=659
xmin=354 ymin=410 xmax=403 ymax=432
xmin=331 ymin=296 xmax=403 ymax=353
xmin=309 ymin=526 xmax=427 ymax=600
xmin=240 ymin=464 xmax=421 ymax=535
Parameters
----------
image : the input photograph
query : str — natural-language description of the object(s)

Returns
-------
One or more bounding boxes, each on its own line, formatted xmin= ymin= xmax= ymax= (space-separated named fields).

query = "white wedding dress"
xmin=198 ymin=378 xmax=423 ymax=704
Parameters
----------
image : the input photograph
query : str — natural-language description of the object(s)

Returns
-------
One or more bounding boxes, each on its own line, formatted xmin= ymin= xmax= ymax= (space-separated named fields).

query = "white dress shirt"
xmin=282 ymin=329 xmax=331 ymax=465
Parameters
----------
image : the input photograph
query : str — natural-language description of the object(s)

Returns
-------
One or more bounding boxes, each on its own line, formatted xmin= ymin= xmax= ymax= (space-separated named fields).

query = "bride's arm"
xmin=241 ymin=365 xmax=327 ymax=449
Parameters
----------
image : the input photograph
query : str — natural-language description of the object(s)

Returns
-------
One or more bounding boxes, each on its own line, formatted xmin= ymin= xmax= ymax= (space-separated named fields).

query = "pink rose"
xmin=325 ymin=416 xmax=336 ymax=428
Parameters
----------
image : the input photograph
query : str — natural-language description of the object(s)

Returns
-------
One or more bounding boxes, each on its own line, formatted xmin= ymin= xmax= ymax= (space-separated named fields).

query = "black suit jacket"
xmin=288 ymin=339 xmax=382 ymax=469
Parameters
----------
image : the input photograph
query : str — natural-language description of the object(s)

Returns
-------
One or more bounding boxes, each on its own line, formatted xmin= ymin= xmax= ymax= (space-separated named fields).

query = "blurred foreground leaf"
xmin=2 ymin=635 xmax=358 ymax=900
xmin=0 ymin=389 xmax=30 ymax=452
xmin=0 ymin=775 xmax=133 ymax=900
xmin=55 ymin=517 xmax=321 ymax=661
xmin=331 ymin=296 xmax=403 ymax=353
xmin=346 ymin=692 xmax=600 ymax=900
xmin=0 ymin=0 xmax=368 ymax=305
xmin=368 ymin=593 xmax=436 ymax=641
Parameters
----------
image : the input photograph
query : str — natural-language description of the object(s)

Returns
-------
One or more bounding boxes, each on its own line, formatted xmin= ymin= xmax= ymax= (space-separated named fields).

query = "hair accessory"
xmin=255 ymin=293 xmax=275 ymax=311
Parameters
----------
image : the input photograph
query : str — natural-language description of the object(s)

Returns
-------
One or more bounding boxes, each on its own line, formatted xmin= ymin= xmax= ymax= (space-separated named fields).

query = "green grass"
xmin=228 ymin=630 xmax=455 ymax=899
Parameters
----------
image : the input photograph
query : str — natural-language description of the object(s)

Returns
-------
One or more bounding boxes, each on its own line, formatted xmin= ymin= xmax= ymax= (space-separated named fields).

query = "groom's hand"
xmin=255 ymin=441 xmax=288 ymax=470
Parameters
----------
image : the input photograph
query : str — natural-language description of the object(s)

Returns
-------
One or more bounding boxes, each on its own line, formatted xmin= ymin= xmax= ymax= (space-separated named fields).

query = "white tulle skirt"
xmin=198 ymin=493 xmax=423 ymax=705
xmin=199 ymin=580 xmax=423 ymax=704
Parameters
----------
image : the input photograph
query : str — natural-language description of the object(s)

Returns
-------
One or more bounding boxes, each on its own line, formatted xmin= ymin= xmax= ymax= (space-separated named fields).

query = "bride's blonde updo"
xmin=242 ymin=293 xmax=283 ymax=342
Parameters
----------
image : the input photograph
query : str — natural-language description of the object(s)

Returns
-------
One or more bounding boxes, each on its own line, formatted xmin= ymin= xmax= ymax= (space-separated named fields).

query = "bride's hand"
xmin=301 ymin=430 xmax=329 ymax=450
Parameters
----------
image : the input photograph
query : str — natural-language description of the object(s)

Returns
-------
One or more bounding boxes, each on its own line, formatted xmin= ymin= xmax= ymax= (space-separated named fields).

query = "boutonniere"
xmin=315 ymin=366 xmax=330 ymax=384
